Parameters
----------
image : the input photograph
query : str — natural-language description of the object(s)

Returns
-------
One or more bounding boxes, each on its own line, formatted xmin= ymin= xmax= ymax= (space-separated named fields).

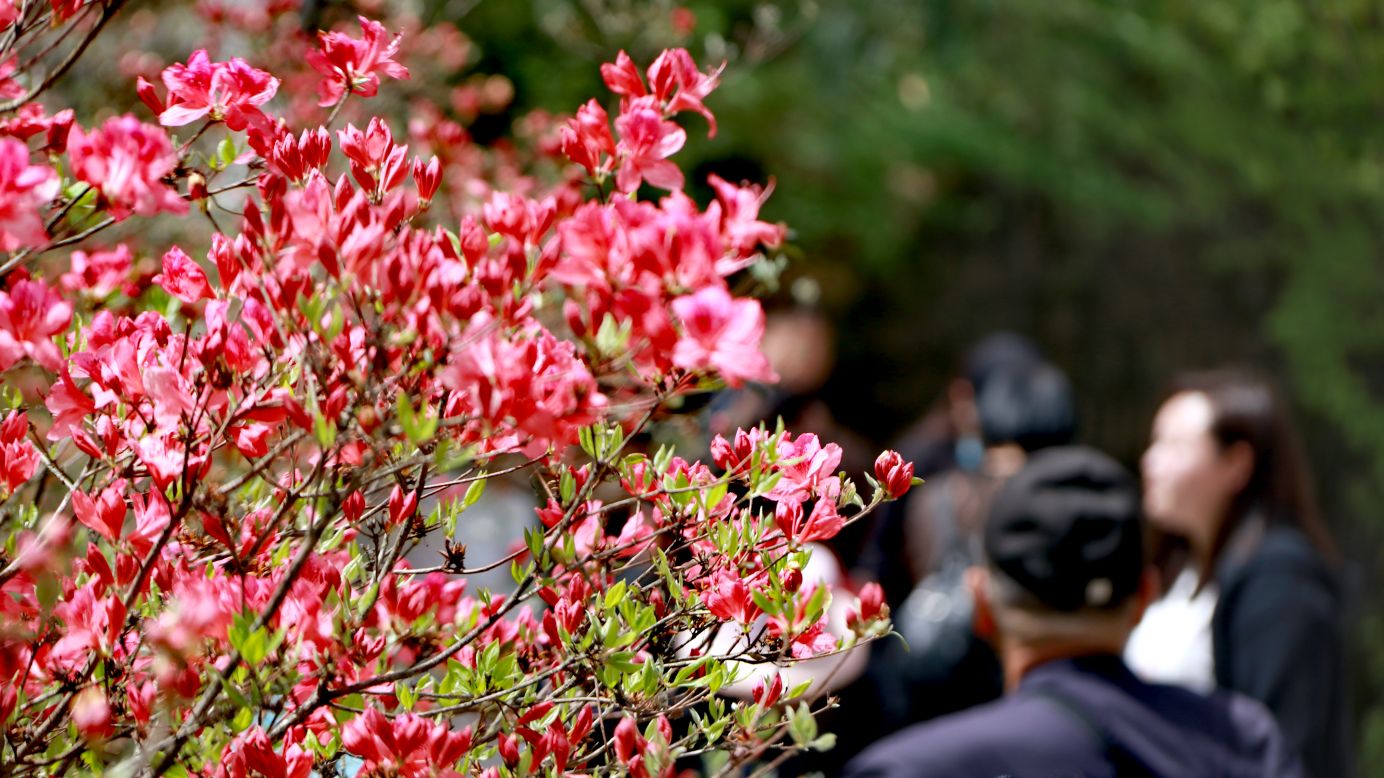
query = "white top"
xmin=1124 ymin=566 xmax=1219 ymax=693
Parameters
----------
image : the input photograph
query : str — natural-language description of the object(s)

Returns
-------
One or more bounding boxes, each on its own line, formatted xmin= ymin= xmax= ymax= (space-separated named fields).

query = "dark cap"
xmin=984 ymin=446 xmax=1144 ymax=611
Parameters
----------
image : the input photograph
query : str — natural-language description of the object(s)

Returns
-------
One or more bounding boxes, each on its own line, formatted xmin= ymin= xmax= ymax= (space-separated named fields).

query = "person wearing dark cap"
xmin=843 ymin=447 xmax=1303 ymax=778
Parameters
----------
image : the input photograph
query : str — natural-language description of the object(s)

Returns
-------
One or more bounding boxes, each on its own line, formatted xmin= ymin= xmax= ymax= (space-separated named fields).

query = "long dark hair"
xmin=1168 ymin=369 xmax=1337 ymax=578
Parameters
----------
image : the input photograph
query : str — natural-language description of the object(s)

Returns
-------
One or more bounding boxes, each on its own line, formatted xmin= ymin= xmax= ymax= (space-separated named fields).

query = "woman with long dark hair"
xmin=1126 ymin=369 xmax=1351 ymax=777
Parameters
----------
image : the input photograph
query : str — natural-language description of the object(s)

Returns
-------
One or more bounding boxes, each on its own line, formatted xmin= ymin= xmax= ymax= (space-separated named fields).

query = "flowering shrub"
xmin=0 ymin=3 xmax=911 ymax=776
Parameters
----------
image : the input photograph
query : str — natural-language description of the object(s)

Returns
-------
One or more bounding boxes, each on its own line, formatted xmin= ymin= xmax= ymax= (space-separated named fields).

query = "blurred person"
xmin=706 ymin=298 xmax=875 ymax=567
xmin=844 ymin=447 xmax=1303 ymax=778
xmin=1127 ymin=369 xmax=1352 ymax=778
xmin=860 ymin=331 xmax=1044 ymax=610
xmin=876 ymin=359 xmax=1077 ymax=728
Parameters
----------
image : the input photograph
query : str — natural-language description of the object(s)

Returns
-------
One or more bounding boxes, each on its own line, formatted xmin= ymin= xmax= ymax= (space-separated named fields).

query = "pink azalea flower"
xmin=45 ymin=368 xmax=95 ymax=440
xmin=72 ymin=479 xmax=126 ymax=542
xmin=701 ymin=568 xmax=761 ymax=624
xmin=0 ymin=410 xmax=35 ymax=494
xmin=848 ymin=582 xmax=888 ymax=632
xmin=338 ymin=117 xmax=408 ymax=194
xmin=670 ymin=285 xmax=775 ymax=388
xmin=307 ymin=16 xmax=410 ymax=107
xmin=49 ymin=0 xmax=82 ymax=23
xmin=0 ymin=0 xmax=18 ymax=31
xmin=0 ymin=138 xmax=58 ymax=251
xmin=0 ymin=277 xmax=71 ymax=372
xmin=158 ymin=50 xmax=279 ymax=132
xmin=223 ymin=729 xmax=313 ymax=778
xmin=767 ymin=432 xmax=844 ymax=504
xmin=341 ymin=706 xmax=472 ymax=778
xmin=560 ymin=99 xmax=616 ymax=177
xmin=67 ymin=115 xmax=187 ymax=221
xmin=153 ymin=246 xmax=214 ymax=303
xmin=613 ymin=98 xmax=686 ymax=192
xmin=646 ymin=48 xmax=722 ymax=136
xmin=0 ymin=56 xmax=25 ymax=101
xmin=61 ymin=244 xmax=133 ymax=298
xmin=71 ymin=687 xmax=113 ymax=740
xmin=708 ymin=174 xmax=785 ymax=256
xmin=600 ymin=51 xmax=647 ymax=98
xmin=142 ymin=363 xmax=196 ymax=431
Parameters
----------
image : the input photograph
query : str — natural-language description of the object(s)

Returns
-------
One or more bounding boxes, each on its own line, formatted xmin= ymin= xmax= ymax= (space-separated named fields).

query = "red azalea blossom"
xmin=306 ymin=16 xmax=410 ymax=107
xmin=61 ymin=244 xmax=133 ymax=298
xmin=71 ymin=687 xmax=113 ymax=740
xmin=0 ymin=276 xmax=72 ymax=372
xmin=67 ymin=115 xmax=187 ymax=221
xmin=0 ymin=33 xmax=898 ymax=775
xmin=72 ymin=479 xmax=126 ymax=542
xmin=613 ymin=98 xmax=686 ymax=193
xmin=341 ymin=707 xmax=471 ymax=778
xmin=49 ymin=0 xmax=82 ymax=22
xmin=0 ymin=411 xmax=36 ymax=495
xmin=671 ymin=285 xmax=775 ymax=388
xmin=0 ymin=138 xmax=58 ymax=251
xmin=154 ymin=246 xmax=215 ymax=303
xmin=158 ymin=50 xmax=280 ymax=132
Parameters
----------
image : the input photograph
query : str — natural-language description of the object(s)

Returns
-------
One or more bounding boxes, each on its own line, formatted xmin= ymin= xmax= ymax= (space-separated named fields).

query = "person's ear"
xmin=966 ymin=566 xmax=997 ymax=640
xmin=1222 ymin=440 xmax=1255 ymax=495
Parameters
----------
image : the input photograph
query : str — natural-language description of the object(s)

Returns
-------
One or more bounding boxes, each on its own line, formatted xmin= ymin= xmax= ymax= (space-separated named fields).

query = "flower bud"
xmin=387 ymin=484 xmax=417 ymax=526
xmin=874 ymin=449 xmax=915 ymax=500
xmin=752 ymin=673 xmax=784 ymax=708
xmin=188 ymin=171 xmax=208 ymax=202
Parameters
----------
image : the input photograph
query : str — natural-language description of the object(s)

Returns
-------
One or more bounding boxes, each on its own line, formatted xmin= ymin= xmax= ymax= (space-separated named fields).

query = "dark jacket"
xmin=1212 ymin=520 xmax=1353 ymax=778
xmin=842 ymin=655 xmax=1302 ymax=778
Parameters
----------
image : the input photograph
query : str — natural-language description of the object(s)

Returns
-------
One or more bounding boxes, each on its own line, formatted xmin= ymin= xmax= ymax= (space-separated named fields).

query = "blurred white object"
xmin=679 ymin=542 xmax=870 ymax=700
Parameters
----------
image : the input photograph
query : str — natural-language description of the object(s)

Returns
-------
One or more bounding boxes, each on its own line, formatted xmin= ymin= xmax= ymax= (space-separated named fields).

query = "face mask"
xmin=955 ymin=436 xmax=984 ymax=472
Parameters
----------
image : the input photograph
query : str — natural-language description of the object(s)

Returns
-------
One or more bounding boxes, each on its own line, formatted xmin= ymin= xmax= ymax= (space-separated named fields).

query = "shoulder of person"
xmin=841 ymin=696 xmax=1097 ymax=778
xmin=1216 ymin=522 xmax=1336 ymax=597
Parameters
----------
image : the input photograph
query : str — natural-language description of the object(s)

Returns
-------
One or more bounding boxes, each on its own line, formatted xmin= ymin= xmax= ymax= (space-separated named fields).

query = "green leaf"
xmin=461 ymin=477 xmax=486 ymax=509
xmin=313 ymin=411 xmax=337 ymax=449
xmin=397 ymin=681 xmax=415 ymax=711
xmin=559 ymin=468 xmax=575 ymax=503
xmin=218 ymin=136 xmax=237 ymax=167
xmin=604 ymin=651 xmax=639 ymax=675
xmin=605 ymin=580 xmax=627 ymax=611
xmin=787 ymin=702 xmax=817 ymax=746
xmin=232 ymin=706 xmax=254 ymax=732
xmin=395 ymin=393 xmax=436 ymax=444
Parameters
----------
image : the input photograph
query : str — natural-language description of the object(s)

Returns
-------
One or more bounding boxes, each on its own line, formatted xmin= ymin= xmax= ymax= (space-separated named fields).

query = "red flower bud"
xmin=136 ymin=76 xmax=165 ymax=116
xmin=780 ymin=563 xmax=803 ymax=594
xmin=874 ymin=449 xmax=915 ymax=500
xmin=413 ymin=155 xmax=441 ymax=203
xmin=343 ymin=490 xmax=365 ymax=524
xmin=387 ymin=484 xmax=417 ymax=525
xmin=751 ymin=673 xmax=784 ymax=708
xmin=848 ymin=582 xmax=888 ymax=632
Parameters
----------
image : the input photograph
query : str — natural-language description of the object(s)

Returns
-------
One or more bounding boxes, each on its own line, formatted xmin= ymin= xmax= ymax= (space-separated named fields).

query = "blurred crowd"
xmin=722 ymin=310 xmax=1353 ymax=777
xmin=416 ymin=302 xmax=1354 ymax=777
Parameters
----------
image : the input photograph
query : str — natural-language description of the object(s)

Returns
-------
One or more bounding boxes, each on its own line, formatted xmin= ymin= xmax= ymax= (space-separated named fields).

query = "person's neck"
xmin=1001 ymin=640 xmax=1125 ymax=692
